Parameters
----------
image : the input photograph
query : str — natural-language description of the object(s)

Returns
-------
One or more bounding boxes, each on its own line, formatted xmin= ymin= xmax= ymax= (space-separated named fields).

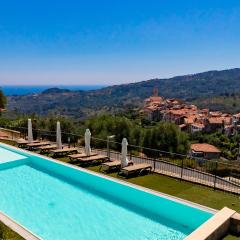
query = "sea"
xmin=1 ymin=85 xmax=106 ymax=96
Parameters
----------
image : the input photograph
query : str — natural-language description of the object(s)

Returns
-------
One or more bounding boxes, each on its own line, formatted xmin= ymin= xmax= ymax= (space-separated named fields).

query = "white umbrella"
xmin=121 ymin=138 xmax=129 ymax=168
xmin=56 ymin=121 xmax=62 ymax=149
xmin=85 ymin=129 xmax=91 ymax=156
xmin=27 ymin=119 xmax=33 ymax=143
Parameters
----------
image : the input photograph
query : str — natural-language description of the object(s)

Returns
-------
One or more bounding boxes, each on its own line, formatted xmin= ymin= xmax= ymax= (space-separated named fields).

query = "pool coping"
xmin=185 ymin=207 xmax=237 ymax=240
xmin=0 ymin=142 xmax=217 ymax=214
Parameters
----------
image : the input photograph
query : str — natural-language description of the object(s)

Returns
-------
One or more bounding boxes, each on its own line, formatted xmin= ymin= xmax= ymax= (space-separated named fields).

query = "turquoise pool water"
xmin=0 ymin=146 xmax=27 ymax=163
xmin=0 ymin=144 xmax=214 ymax=240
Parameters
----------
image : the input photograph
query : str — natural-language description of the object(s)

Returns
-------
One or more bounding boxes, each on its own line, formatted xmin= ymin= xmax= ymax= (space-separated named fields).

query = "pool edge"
xmin=0 ymin=142 xmax=217 ymax=215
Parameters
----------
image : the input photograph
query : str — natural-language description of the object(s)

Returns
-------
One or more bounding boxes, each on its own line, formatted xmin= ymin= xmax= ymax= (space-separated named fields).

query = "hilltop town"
xmin=140 ymin=88 xmax=240 ymax=136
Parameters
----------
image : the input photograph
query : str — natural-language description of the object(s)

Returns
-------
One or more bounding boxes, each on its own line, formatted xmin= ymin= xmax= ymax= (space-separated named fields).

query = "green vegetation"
xmin=0 ymin=114 xmax=81 ymax=134
xmin=86 ymin=115 xmax=189 ymax=155
xmin=191 ymin=132 xmax=240 ymax=160
xmin=0 ymin=221 xmax=24 ymax=240
xmin=224 ymin=235 xmax=238 ymax=240
xmin=0 ymin=90 xmax=6 ymax=116
xmin=142 ymin=122 xmax=189 ymax=157
xmin=193 ymin=93 xmax=240 ymax=113
xmin=0 ymin=114 xmax=190 ymax=157
xmin=1 ymin=112 xmax=240 ymax=162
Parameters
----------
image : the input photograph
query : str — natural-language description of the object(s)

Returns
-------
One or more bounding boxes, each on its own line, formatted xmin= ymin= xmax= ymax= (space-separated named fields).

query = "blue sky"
xmin=0 ymin=0 xmax=240 ymax=85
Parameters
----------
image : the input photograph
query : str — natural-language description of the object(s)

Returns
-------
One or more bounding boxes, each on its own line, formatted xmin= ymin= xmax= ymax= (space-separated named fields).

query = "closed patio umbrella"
xmin=56 ymin=121 xmax=62 ymax=149
xmin=28 ymin=119 xmax=33 ymax=143
xmin=121 ymin=138 xmax=129 ymax=168
xmin=85 ymin=129 xmax=91 ymax=156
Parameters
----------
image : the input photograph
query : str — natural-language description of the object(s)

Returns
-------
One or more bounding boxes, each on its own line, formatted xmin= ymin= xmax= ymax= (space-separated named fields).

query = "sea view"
xmin=1 ymin=85 xmax=106 ymax=96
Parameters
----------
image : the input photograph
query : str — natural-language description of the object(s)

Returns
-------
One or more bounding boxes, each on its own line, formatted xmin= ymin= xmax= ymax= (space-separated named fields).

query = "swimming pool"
xmin=0 ymin=143 xmax=214 ymax=240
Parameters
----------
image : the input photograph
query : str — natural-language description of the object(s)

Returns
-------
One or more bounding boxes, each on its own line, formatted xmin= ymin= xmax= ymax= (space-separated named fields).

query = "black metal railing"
xmin=1 ymin=125 xmax=240 ymax=195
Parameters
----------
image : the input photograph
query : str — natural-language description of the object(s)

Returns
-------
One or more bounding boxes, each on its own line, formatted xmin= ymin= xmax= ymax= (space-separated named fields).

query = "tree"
xmin=0 ymin=90 xmax=6 ymax=112
xmin=142 ymin=122 xmax=189 ymax=158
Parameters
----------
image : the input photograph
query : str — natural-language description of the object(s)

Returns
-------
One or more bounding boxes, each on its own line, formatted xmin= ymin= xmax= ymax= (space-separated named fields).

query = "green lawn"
xmin=0 ymin=222 xmax=24 ymax=240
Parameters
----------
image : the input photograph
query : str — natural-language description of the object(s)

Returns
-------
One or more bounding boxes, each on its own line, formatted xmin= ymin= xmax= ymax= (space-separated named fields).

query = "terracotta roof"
xmin=149 ymin=96 xmax=163 ymax=102
xmin=184 ymin=116 xmax=197 ymax=124
xmin=222 ymin=113 xmax=230 ymax=117
xmin=191 ymin=143 xmax=220 ymax=153
xmin=210 ymin=111 xmax=222 ymax=117
xmin=208 ymin=117 xmax=223 ymax=124
xmin=233 ymin=113 xmax=240 ymax=118
xmin=222 ymin=117 xmax=232 ymax=125
xmin=168 ymin=108 xmax=197 ymax=116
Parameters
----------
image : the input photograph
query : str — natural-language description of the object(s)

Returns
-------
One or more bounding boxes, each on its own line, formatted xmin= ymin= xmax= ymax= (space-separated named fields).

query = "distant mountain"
xmin=42 ymin=88 xmax=70 ymax=94
xmin=6 ymin=68 xmax=240 ymax=118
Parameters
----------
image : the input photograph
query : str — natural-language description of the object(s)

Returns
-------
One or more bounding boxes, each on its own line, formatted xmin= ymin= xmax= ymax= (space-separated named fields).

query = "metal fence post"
xmin=107 ymin=138 xmax=110 ymax=159
xmin=153 ymin=158 xmax=156 ymax=171
xmin=214 ymin=161 xmax=218 ymax=191
xmin=180 ymin=158 xmax=184 ymax=181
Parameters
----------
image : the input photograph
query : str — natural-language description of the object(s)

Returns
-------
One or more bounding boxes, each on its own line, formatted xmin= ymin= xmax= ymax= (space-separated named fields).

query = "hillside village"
xmin=140 ymin=88 xmax=240 ymax=136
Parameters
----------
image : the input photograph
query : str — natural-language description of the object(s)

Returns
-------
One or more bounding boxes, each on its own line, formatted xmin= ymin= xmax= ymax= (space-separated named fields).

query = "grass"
xmin=0 ymin=139 xmax=239 ymax=239
xmin=224 ymin=236 xmax=238 ymax=240
xmin=0 ymin=221 xmax=24 ymax=240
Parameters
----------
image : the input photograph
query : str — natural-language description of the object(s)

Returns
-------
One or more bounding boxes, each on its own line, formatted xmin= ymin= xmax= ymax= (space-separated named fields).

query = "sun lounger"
xmin=27 ymin=141 xmax=51 ymax=150
xmin=99 ymin=160 xmax=121 ymax=172
xmin=0 ymin=132 xmax=9 ymax=139
xmin=77 ymin=154 xmax=108 ymax=166
xmin=51 ymin=148 xmax=78 ymax=158
xmin=118 ymin=163 xmax=152 ymax=178
xmin=37 ymin=144 xmax=57 ymax=154
xmin=17 ymin=139 xmax=40 ymax=148
xmin=99 ymin=160 xmax=133 ymax=173
xmin=68 ymin=152 xmax=98 ymax=162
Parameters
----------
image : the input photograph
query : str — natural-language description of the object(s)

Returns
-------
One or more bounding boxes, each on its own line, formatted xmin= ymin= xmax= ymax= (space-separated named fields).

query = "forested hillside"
xmin=193 ymin=93 xmax=240 ymax=113
xmin=6 ymin=68 xmax=240 ymax=118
